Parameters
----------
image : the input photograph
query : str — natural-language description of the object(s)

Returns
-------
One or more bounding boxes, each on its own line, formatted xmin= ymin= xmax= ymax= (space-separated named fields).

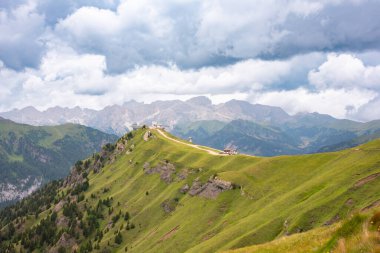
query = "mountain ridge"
xmin=0 ymin=97 xmax=325 ymax=135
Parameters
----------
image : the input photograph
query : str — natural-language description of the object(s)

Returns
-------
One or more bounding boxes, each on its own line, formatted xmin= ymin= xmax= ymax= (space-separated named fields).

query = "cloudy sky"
xmin=1 ymin=0 xmax=380 ymax=121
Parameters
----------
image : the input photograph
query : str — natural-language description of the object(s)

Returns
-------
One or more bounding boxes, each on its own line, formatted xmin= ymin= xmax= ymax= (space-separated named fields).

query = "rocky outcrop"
xmin=56 ymin=216 xmax=69 ymax=227
xmin=143 ymin=161 xmax=232 ymax=198
xmin=143 ymin=131 xmax=153 ymax=141
xmin=143 ymin=162 xmax=150 ymax=170
xmin=49 ymin=232 xmax=77 ymax=253
xmin=144 ymin=161 xmax=175 ymax=184
xmin=143 ymin=162 xmax=193 ymax=184
xmin=54 ymin=200 xmax=66 ymax=212
xmin=116 ymin=142 xmax=126 ymax=153
xmin=64 ymin=167 xmax=84 ymax=187
xmin=188 ymin=180 xmax=203 ymax=196
xmin=188 ymin=177 xmax=233 ymax=199
xmin=161 ymin=199 xmax=177 ymax=213
xmin=180 ymin=184 xmax=190 ymax=194
xmin=177 ymin=168 xmax=189 ymax=180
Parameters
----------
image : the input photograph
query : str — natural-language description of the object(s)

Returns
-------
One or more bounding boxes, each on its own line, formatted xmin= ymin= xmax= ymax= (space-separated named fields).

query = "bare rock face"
xmin=144 ymin=161 xmax=176 ymax=184
xmin=177 ymin=168 xmax=189 ymax=180
xmin=143 ymin=130 xmax=153 ymax=141
xmin=93 ymin=160 xmax=103 ymax=173
xmin=143 ymin=162 xmax=150 ymax=170
xmin=211 ymin=178 xmax=233 ymax=190
xmin=180 ymin=184 xmax=190 ymax=194
xmin=116 ymin=142 xmax=126 ymax=152
xmin=188 ymin=179 xmax=204 ymax=196
xmin=188 ymin=177 xmax=233 ymax=199
xmin=49 ymin=232 xmax=77 ymax=253
xmin=64 ymin=167 xmax=84 ymax=188
xmin=54 ymin=200 xmax=66 ymax=212
xmin=22 ymin=141 xmax=52 ymax=164
xmin=56 ymin=216 xmax=70 ymax=227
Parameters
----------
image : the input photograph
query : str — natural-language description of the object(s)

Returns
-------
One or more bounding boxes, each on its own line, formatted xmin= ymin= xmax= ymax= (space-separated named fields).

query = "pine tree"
xmin=115 ymin=232 xmax=123 ymax=244
xmin=124 ymin=212 xmax=130 ymax=221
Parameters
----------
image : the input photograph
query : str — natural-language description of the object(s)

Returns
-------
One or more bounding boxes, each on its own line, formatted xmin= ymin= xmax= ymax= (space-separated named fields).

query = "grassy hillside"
xmin=0 ymin=118 xmax=118 ymax=206
xmin=1 ymin=128 xmax=380 ymax=252
xmin=225 ymin=209 xmax=380 ymax=253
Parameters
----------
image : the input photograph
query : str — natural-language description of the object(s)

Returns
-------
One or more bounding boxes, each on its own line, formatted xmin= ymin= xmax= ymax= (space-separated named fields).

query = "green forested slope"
xmin=0 ymin=118 xmax=117 ymax=206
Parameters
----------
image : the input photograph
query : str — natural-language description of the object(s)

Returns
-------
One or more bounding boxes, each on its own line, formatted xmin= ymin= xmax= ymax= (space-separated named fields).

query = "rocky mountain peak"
xmin=186 ymin=96 xmax=212 ymax=107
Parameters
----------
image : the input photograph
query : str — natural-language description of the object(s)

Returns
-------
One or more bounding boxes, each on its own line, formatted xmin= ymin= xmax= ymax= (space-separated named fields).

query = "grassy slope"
xmin=224 ymin=224 xmax=339 ymax=253
xmin=75 ymin=129 xmax=380 ymax=252
xmin=225 ymin=209 xmax=380 ymax=253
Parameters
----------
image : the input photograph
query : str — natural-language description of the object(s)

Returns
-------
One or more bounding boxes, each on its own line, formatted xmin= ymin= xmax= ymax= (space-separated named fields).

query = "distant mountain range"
xmin=173 ymin=119 xmax=380 ymax=156
xmin=0 ymin=118 xmax=117 ymax=207
xmin=0 ymin=97 xmax=294 ymax=135
xmin=2 ymin=96 xmax=380 ymax=156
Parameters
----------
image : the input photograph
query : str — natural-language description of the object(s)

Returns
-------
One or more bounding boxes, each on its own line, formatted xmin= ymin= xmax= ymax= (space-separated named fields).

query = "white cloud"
xmin=0 ymin=47 xmax=311 ymax=111
xmin=57 ymin=7 xmax=120 ymax=37
xmin=1 ymin=47 xmax=380 ymax=121
xmin=354 ymin=96 xmax=380 ymax=122
xmin=251 ymin=88 xmax=377 ymax=119
xmin=308 ymin=53 xmax=380 ymax=90
xmin=195 ymin=0 xmax=324 ymax=58
xmin=55 ymin=0 xmax=176 ymax=71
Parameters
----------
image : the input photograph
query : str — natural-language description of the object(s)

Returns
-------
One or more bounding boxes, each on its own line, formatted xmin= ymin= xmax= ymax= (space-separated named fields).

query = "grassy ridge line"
xmin=82 ymin=129 xmax=380 ymax=252
xmin=156 ymin=128 xmax=223 ymax=154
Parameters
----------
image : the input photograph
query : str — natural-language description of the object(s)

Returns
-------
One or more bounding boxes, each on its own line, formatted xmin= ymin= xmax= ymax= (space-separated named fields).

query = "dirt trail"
xmin=159 ymin=225 xmax=180 ymax=242
xmin=155 ymin=129 xmax=224 ymax=156
xmin=354 ymin=172 xmax=380 ymax=187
